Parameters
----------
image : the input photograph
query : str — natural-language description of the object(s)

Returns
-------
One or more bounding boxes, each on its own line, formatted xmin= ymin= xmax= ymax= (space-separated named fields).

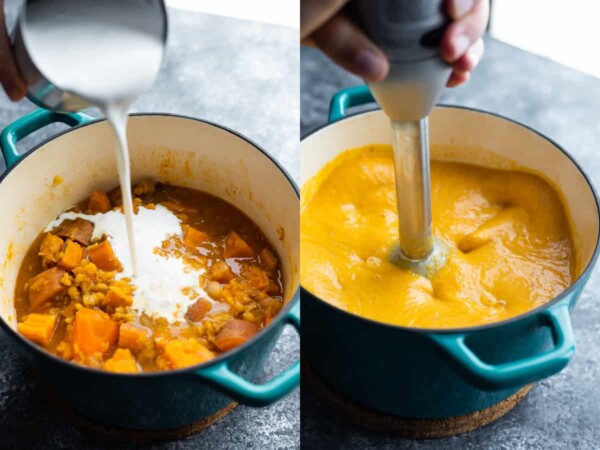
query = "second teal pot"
xmin=300 ymin=86 xmax=600 ymax=418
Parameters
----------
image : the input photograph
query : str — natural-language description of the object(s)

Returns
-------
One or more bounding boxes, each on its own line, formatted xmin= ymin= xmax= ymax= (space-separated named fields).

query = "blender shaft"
xmin=391 ymin=118 xmax=434 ymax=261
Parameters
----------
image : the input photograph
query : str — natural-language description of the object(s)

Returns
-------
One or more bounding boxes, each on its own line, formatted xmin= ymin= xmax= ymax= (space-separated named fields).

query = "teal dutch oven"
xmin=301 ymin=86 xmax=600 ymax=418
xmin=0 ymin=109 xmax=300 ymax=429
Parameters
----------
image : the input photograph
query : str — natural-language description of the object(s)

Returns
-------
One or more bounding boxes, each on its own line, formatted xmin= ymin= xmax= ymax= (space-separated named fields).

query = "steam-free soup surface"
xmin=301 ymin=145 xmax=574 ymax=328
xmin=16 ymin=182 xmax=283 ymax=372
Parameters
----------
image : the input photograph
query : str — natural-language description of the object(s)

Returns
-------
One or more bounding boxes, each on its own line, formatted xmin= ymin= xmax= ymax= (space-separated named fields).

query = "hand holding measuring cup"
xmin=301 ymin=0 xmax=489 ymax=86
xmin=0 ymin=0 xmax=26 ymax=101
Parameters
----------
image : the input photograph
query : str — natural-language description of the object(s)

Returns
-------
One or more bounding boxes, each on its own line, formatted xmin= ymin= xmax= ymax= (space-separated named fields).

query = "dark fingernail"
xmin=354 ymin=49 xmax=388 ymax=82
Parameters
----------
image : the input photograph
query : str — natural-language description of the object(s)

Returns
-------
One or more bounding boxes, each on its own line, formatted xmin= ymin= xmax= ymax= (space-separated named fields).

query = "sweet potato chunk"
xmin=118 ymin=322 xmax=149 ymax=352
xmin=224 ymin=231 xmax=255 ymax=258
xmin=259 ymin=248 xmax=278 ymax=271
xmin=104 ymin=285 xmax=133 ymax=307
xmin=58 ymin=239 xmax=84 ymax=271
xmin=39 ymin=233 xmax=64 ymax=267
xmin=18 ymin=313 xmax=58 ymax=346
xmin=161 ymin=338 xmax=215 ymax=369
xmin=132 ymin=180 xmax=157 ymax=196
xmin=209 ymin=261 xmax=234 ymax=283
xmin=28 ymin=267 xmax=67 ymax=308
xmin=72 ymin=308 xmax=119 ymax=356
xmin=88 ymin=240 xmax=121 ymax=271
xmin=88 ymin=190 xmax=111 ymax=213
xmin=260 ymin=296 xmax=283 ymax=318
xmin=215 ymin=319 xmax=259 ymax=352
xmin=185 ymin=298 xmax=212 ymax=322
xmin=246 ymin=265 xmax=269 ymax=290
xmin=182 ymin=225 xmax=208 ymax=249
xmin=57 ymin=218 xmax=94 ymax=246
xmin=103 ymin=348 xmax=139 ymax=373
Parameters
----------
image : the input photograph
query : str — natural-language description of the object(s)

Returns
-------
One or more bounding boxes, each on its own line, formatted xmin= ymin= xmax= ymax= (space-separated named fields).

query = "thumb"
xmin=0 ymin=5 xmax=26 ymax=101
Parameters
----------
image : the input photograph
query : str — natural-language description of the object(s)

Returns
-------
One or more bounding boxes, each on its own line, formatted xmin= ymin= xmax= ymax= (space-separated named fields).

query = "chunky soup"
xmin=16 ymin=182 xmax=283 ymax=372
xmin=301 ymin=145 xmax=574 ymax=328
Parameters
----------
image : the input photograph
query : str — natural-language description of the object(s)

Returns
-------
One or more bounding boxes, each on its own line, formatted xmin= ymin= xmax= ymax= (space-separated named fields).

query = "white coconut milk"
xmin=46 ymin=206 xmax=207 ymax=323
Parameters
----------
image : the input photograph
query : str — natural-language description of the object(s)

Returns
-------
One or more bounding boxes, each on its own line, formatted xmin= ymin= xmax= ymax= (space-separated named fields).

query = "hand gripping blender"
xmin=352 ymin=0 xmax=452 ymax=276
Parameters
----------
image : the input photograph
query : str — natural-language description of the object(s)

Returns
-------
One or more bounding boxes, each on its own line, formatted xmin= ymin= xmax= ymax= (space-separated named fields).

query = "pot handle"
xmin=194 ymin=301 xmax=300 ymax=407
xmin=431 ymin=300 xmax=575 ymax=390
xmin=329 ymin=85 xmax=375 ymax=123
xmin=0 ymin=109 xmax=93 ymax=168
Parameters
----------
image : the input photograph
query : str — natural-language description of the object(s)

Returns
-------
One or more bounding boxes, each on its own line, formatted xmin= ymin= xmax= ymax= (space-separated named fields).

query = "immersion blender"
xmin=352 ymin=0 xmax=452 ymax=275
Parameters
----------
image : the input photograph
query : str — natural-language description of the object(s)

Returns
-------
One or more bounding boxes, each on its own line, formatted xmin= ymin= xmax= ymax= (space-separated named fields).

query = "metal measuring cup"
xmin=11 ymin=0 xmax=168 ymax=113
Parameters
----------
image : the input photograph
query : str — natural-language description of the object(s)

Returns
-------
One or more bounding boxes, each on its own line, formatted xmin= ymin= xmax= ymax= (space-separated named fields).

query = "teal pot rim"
xmin=0 ymin=112 xmax=300 ymax=381
xmin=300 ymin=104 xmax=600 ymax=336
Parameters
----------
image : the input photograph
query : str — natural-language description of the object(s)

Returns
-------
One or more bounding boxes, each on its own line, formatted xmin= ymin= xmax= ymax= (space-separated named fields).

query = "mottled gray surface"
xmin=301 ymin=38 xmax=600 ymax=449
xmin=0 ymin=2 xmax=299 ymax=449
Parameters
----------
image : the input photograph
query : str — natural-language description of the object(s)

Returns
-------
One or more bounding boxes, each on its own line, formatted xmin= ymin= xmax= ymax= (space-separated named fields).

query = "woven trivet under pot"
xmin=42 ymin=382 xmax=237 ymax=443
xmin=304 ymin=362 xmax=532 ymax=439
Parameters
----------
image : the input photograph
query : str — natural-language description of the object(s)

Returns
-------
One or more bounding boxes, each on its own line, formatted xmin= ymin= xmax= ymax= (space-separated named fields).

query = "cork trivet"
xmin=305 ymin=362 xmax=532 ymax=438
xmin=42 ymin=384 xmax=237 ymax=443
xmin=65 ymin=402 xmax=238 ymax=443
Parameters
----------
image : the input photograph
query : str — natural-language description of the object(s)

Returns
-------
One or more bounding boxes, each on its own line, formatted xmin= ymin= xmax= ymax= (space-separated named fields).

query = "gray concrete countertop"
xmin=301 ymin=38 xmax=600 ymax=449
xmin=0 ymin=3 xmax=299 ymax=449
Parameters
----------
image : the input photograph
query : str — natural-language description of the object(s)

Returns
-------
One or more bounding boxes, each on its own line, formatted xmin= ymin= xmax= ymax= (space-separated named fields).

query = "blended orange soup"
xmin=301 ymin=145 xmax=574 ymax=328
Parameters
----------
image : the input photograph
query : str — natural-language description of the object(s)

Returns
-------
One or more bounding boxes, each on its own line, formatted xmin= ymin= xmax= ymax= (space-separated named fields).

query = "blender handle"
xmin=431 ymin=300 xmax=575 ymax=390
xmin=0 ymin=108 xmax=93 ymax=168
xmin=329 ymin=85 xmax=375 ymax=123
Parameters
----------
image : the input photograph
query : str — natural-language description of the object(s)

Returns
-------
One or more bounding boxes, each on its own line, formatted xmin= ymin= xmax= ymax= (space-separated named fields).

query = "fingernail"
xmin=354 ymin=49 xmax=388 ymax=82
xmin=452 ymin=0 xmax=475 ymax=18
xmin=452 ymin=35 xmax=470 ymax=59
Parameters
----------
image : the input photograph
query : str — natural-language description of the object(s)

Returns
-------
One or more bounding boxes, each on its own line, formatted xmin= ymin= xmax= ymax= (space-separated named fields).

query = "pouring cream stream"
xmin=20 ymin=0 xmax=166 ymax=276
